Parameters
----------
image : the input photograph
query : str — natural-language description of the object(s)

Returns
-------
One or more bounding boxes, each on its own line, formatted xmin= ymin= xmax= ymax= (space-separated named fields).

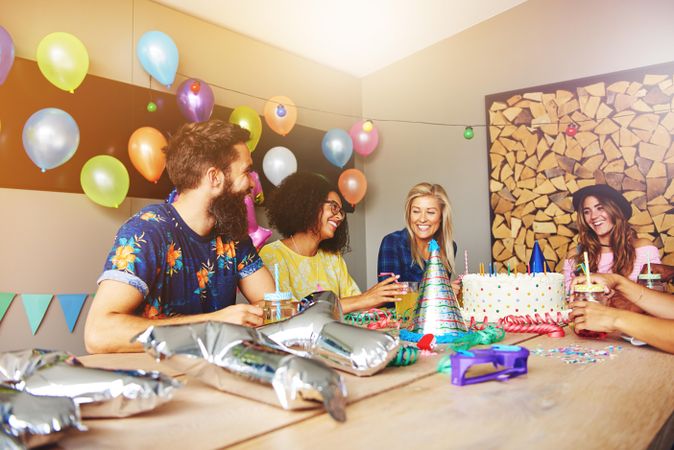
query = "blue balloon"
xmin=137 ymin=31 xmax=178 ymax=88
xmin=22 ymin=108 xmax=79 ymax=172
xmin=322 ymin=128 xmax=353 ymax=168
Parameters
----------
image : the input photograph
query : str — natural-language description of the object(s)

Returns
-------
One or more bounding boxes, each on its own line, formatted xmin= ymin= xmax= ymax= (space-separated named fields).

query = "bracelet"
xmin=634 ymin=286 xmax=645 ymax=305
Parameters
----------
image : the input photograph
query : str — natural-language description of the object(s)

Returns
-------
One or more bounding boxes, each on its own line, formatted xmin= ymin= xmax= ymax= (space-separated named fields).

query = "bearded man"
xmin=85 ymin=120 xmax=274 ymax=353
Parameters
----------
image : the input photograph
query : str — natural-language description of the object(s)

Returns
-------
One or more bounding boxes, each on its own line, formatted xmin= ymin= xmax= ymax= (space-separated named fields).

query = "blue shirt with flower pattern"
xmin=98 ymin=203 xmax=264 ymax=319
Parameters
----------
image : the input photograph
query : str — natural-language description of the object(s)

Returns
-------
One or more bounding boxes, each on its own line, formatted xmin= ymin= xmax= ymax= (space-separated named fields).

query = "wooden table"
xmin=60 ymin=331 xmax=674 ymax=449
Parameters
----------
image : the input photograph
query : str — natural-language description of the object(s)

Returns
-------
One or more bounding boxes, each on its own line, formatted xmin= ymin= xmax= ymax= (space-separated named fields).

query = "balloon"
xmin=0 ymin=26 xmax=15 ymax=85
xmin=128 ymin=127 xmax=167 ymax=183
xmin=80 ymin=155 xmax=130 ymax=208
xmin=249 ymin=171 xmax=264 ymax=205
xmin=229 ymin=106 xmax=262 ymax=152
xmin=22 ymin=108 xmax=79 ymax=172
xmin=245 ymin=196 xmax=272 ymax=250
xmin=36 ymin=32 xmax=89 ymax=93
xmin=176 ymin=78 xmax=214 ymax=122
xmin=321 ymin=129 xmax=353 ymax=168
xmin=136 ymin=31 xmax=178 ymax=88
xmin=259 ymin=291 xmax=399 ymax=376
xmin=338 ymin=168 xmax=367 ymax=206
xmin=349 ymin=120 xmax=379 ymax=157
xmin=263 ymin=146 xmax=297 ymax=186
xmin=263 ymin=96 xmax=297 ymax=136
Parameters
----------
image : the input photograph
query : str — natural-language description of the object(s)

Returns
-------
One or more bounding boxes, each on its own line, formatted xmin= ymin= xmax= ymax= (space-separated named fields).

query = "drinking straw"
xmin=647 ymin=256 xmax=652 ymax=276
xmin=583 ymin=252 xmax=591 ymax=286
xmin=274 ymin=263 xmax=280 ymax=292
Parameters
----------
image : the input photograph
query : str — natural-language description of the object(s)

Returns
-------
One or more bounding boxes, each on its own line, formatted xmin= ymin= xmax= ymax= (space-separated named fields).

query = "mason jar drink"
xmin=571 ymin=284 xmax=607 ymax=339
xmin=262 ymin=291 xmax=296 ymax=324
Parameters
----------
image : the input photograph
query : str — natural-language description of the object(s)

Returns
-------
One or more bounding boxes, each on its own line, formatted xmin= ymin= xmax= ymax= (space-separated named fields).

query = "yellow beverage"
xmin=395 ymin=282 xmax=420 ymax=326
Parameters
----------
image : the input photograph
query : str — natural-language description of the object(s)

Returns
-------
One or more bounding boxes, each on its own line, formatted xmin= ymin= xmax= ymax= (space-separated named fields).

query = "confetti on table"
xmin=531 ymin=344 xmax=622 ymax=365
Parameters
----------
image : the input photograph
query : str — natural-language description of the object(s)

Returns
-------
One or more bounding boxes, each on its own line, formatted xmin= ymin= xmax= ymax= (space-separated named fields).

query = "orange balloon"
xmin=338 ymin=168 xmax=367 ymax=206
xmin=128 ymin=126 xmax=167 ymax=183
xmin=263 ymin=95 xmax=297 ymax=136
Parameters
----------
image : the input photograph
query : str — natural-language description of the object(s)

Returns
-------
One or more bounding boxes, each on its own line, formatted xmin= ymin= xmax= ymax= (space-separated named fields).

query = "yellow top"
xmin=259 ymin=240 xmax=361 ymax=301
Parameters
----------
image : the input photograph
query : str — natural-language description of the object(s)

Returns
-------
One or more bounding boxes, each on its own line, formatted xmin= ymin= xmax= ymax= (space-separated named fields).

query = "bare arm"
xmin=84 ymin=280 xmax=263 ymax=354
xmin=572 ymin=273 xmax=674 ymax=319
xmin=340 ymin=275 xmax=403 ymax=314
xmin=238 ymin=265 xmax=275 ymax=307
xmin=570 ymin=302 xmax=674 ymax=354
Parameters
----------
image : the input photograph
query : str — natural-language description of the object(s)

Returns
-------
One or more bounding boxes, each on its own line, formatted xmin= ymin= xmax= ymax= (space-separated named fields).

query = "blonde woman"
xmin=377 ymin=182 xmax=458 ymax=285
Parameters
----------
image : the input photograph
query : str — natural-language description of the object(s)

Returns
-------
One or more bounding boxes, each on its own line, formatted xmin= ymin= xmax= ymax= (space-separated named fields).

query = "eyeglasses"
xmin=324 ymin=200 xmax=344 ymax=217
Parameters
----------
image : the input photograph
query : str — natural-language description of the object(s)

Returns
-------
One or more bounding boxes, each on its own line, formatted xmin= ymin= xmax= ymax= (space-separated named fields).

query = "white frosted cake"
xmin=461 ymin=273 xmax=566 ymax=321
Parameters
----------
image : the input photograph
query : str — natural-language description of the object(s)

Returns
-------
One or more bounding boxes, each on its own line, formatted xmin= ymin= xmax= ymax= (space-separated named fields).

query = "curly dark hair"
xmin=266 ymin=172 xmax=350 ymax=254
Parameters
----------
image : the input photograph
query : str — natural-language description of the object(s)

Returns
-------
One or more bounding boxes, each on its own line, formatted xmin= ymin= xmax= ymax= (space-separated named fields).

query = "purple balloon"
xmin=176 ymin=78 xmax=214 ymax=122
xmin=0 ymin=26 xmax=15 ymax=85
xmin=349 ymin=120 xmax=379 ymax=157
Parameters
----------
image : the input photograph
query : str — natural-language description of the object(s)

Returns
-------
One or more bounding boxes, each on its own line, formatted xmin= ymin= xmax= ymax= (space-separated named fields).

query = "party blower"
xmin=448 ymin=345 xmax=529 ymax=386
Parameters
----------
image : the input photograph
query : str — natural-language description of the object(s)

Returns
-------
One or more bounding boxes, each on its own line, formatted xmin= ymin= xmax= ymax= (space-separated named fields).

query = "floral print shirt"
xmin=98 ymin=203 xmax=263 ymax=319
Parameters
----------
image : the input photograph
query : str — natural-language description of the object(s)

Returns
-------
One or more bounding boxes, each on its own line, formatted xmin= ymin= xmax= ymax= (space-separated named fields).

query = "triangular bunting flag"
xmin=0 ymin=292 xmax=15 ymax=323
xmin=21 ymin=294 xmax=53 ymax=335
xmin=56 ymin=294 xmax=88 ymax=333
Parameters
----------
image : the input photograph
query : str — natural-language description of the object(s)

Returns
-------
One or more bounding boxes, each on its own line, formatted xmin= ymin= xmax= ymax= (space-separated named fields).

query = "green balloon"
xmin=80 ymin=155 xmax=130 ymax=208
xmin=229 ymin=106 xmax=262 ymax=152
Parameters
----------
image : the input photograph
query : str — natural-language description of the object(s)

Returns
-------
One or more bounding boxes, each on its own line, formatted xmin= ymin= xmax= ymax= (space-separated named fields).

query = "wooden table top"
xmin=61 ymin=331 xmax=674 ymax=449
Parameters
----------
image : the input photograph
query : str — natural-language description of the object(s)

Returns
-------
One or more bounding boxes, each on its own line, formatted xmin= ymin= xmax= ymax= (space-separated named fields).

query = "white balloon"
xmin=262 ymin=146 xmax=297 ymax=186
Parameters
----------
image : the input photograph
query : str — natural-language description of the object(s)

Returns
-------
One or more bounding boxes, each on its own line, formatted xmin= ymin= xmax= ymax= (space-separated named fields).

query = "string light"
xmin=170 ymin=71 xmax=674 ymax=132
xmin=146 ymin=101 xmax=157 ymax=112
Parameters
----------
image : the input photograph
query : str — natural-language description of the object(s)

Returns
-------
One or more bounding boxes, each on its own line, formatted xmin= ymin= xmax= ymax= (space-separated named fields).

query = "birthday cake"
xmin=461 ymin=273 xmax=566 ymax=322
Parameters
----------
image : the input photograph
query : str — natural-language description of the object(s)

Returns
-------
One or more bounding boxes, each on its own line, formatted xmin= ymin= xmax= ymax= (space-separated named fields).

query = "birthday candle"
xmin=507 ymin=263 xmax=511 ymax=276
xmin=489 ymin=262 xmax=492 ymax=277
xmin=464 ymin=250 xmax=469 ymax=275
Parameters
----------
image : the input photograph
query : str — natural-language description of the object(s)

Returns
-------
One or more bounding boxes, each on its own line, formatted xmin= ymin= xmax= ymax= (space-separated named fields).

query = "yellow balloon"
xmin=80 ymin=155 xmax=129 ymax=208
xmin=229 ymin=106 xmax=262 ymax=152
xmin=37 ymin=32 xmax=89 ymax=93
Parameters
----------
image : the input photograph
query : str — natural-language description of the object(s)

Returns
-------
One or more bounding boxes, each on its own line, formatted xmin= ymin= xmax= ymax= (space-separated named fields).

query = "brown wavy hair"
xmin=576 ymin=194 xmax=636 ymax=277
xmin=266 ymin=172 xmax=350 ymax=254
xmin=164 ymin=120 xmax=250 ymax=191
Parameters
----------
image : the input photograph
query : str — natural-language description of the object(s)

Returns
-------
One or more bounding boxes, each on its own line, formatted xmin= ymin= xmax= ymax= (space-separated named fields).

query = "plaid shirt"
xmin=377 ymin=229 xmax=457 ymax=282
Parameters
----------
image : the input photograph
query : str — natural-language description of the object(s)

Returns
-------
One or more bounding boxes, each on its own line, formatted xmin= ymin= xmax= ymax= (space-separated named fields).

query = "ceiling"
xmin=153 ymin=0 xmax=526 ymax=78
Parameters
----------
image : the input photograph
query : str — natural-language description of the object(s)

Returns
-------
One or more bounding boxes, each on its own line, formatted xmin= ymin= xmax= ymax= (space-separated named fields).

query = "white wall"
xmin=361 ymin=0 xmax=674 ymax=284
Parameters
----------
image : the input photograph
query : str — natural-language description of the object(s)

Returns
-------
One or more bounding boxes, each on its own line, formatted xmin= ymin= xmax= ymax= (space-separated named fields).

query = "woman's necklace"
xmin=291 ymin=234 xmax=302 ymax=255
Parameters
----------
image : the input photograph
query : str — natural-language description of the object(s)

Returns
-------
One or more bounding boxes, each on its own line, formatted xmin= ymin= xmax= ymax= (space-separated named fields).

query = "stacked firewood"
xmin=488 ymin=74 xmax=674 ymax=272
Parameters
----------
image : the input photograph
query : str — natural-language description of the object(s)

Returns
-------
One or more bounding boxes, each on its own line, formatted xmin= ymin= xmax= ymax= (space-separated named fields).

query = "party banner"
xmin=0 ymin=292 xmax=15 ymax=323
xmin=56 ymin=294 xmax=88 ymax=333
xmin=21 ymin=294 xmax=53 ymax=335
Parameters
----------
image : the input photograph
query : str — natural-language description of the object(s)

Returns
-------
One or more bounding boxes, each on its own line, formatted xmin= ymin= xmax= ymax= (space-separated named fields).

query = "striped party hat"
xmin=411 ymin=239 xmax=467 ymax=334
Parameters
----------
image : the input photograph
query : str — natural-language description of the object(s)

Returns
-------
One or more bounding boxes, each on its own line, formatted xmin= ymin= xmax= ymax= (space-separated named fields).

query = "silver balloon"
xmin=0 ymin=388 xmax=85 ymax=449
xmin=22 ymin=108 xmax=79 ymax=172
xmin=135 ymin=321 xmax=347 ymax=422
xmin=0 ymin=350 xmax=180 ymax=418
xmin=259 ymin=291 xmax=400 ymax=376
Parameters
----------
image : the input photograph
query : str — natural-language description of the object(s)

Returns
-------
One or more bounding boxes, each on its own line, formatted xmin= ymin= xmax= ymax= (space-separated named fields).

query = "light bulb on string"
xmin=463 ymin=126 xmax=474 ymax=140
xmin=565 ymin=123 xmax=578 ymax=137
xmin=190 ymin=81 xmax=201 ymax=94
xmin=362 ymin=120 xmax=373 ymax=132
xmin=147 ymin=101 xmax=157 ymax=113
xmin=276 ymin=104 xmax=287 ymax=117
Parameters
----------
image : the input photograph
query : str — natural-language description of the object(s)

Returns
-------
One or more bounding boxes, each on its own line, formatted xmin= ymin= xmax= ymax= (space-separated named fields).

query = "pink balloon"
xmin=349 ymin=120 xmax=379 ymax=157
xmin=250 ymin=171 xmax=264 ymax=205
xmin=245 ymin=194 xmax=272 ymax=250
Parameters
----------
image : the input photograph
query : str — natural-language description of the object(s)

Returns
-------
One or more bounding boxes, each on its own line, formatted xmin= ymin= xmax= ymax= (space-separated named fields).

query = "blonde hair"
xmin=404 ymin=183 xmax=455 ymax=274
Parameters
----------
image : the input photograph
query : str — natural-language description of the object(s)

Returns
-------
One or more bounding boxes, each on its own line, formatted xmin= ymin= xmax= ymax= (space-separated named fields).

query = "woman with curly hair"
xmin=563 ymin=184 xmax=660 ymax=296
xmin=259 ymin=172 xmax=402 ymax=313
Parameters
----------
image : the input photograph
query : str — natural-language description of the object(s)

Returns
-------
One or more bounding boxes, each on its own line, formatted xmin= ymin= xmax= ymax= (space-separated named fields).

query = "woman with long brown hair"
xmin=563 ymin=184 xmax=660 ymax=291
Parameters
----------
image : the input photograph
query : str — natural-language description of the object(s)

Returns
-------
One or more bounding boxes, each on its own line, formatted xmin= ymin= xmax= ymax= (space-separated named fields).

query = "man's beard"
xmin=209 ymin=187 xmax=249 ymax=241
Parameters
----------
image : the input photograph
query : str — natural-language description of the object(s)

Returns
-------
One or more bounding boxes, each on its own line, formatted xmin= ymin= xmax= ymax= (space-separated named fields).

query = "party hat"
xmin=411 ymin=240 xmax=467 ymax=334
xmin=529 ymin=240 xmax=550 ymax=273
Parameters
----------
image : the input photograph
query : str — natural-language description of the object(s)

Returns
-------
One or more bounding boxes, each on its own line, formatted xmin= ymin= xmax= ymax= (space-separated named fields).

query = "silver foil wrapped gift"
xmin=0 ymin=387 xmax=84 ymax=449
xmin=135 ymin=322 xmax=348 ymax=422
xmin=259 ymin=291 xmax=400 ymax=376
xmin=0 ymin=349 xmax=180 ymax=418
